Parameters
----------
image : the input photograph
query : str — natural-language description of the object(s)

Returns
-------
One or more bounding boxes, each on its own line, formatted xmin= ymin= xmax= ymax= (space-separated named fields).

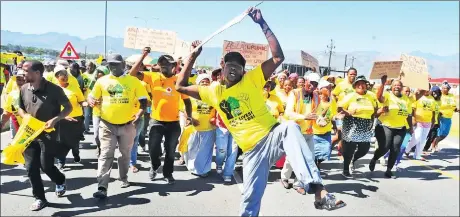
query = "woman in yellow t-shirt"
xmin=404 ymin=84 xmax=435 ymax=161
xmin=423 ymin=86 xmax=442 ymax=153
xmin=313 ymin=80 xmax=337 ymax=170
xmin=0 ymin=70 xmax=26 ymax=136
xmin=184 ymin=74 xmax=217 ymax=177
xmin=276 ymin=79 xmax=293 ymax=108
xmin=369 ymin=76 xmax=413 ymax=178
xmin=263 ymin=81 xmax=284 ymax=121
xmin=296 ymin=77 xmax=305 ymax=90
xmin=431 ymin=82 xmax=458 ymax=152
xmin=337 ymin=75 xmax=377 ymax=178
xmin=54 ymin=69 xmax=87 ymax=169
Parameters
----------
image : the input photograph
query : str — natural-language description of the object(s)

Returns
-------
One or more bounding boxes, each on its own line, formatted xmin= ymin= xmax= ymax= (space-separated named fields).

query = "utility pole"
xmin=104 ymin=1 xmax=108 ymax=58
xmin=84 ymin=46 xmax=87 ymax=61
xmin=351 ymin=56 xmax=356 ymax=67
xmin=325 ymin=39 xmax=335 ymax=72
xmin=344 ymin=54 xmax=347 ymax=70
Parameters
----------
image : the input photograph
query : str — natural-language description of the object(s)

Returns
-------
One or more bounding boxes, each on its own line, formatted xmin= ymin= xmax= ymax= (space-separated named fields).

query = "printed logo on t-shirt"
xmin=197 ymin=101 xmax=212 ymax=115
xmin=397 ymin=102 xmax=409 ymax=116
xmin=219 ymin=93 xmax=254 ymax=127
xmin=107 ymin=83 xmax=129 ymax=104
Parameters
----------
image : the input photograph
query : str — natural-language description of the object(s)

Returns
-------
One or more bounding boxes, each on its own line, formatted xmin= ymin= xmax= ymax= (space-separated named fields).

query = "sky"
xmin=1 ymin=1 xmax=459 ymax=56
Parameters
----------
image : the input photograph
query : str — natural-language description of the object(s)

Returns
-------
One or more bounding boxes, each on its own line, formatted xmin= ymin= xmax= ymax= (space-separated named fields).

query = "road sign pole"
xmin=104 ymin=1 xmax=107 ymax=58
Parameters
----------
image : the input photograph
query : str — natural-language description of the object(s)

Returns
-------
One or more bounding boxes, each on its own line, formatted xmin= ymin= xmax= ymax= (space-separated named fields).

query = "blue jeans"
xmin=241 ymin=121 xmax=322 ymax=216
xmin=84 ymin=107 xmax=92 ymax=132
xmin=130 ymin=118 xmax=145 ymax=166
xmin=215 ymin=127 xmax=238 ymax=178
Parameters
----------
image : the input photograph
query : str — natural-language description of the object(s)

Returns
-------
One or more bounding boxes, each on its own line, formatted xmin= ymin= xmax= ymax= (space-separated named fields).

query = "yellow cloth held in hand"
xmin=178 ymin=125 xmax=196 ymax=153
xmin=2 ymin=115 xmax=54 ymax=165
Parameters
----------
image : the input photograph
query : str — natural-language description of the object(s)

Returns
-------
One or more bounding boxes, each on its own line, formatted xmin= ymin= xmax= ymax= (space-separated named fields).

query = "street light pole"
xmin=104 ymin=1 xmax=107 ymax=58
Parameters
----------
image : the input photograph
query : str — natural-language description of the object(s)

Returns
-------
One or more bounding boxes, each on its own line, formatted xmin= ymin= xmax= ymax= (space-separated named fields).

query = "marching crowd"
xmin=1 ymin=7 xmax=458 ymax=216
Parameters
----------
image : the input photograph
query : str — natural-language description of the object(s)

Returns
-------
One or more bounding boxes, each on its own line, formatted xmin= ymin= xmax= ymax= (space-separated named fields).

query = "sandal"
xmin=314 ymin=193 xmax=346 ymax=211
xmin=30 ymin=199 xmax=48 ymax=211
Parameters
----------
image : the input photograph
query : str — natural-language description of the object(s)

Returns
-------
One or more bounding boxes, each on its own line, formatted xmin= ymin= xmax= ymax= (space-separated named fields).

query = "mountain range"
xmin=1 ymin=30 xmax=458 ymax=78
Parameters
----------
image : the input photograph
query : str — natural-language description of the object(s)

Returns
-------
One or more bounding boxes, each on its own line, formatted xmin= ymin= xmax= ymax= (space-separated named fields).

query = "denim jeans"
xmin=84 ymin=107 xmax=92 ymax=132
xmin=215 ymin=127 xmax=238 ymax=178
xmin=130 ymin=118 xmax=145 ymax=166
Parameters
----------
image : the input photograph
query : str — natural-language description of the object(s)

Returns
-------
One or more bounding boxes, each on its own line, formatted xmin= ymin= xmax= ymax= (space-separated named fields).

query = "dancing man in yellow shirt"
xmin=176 ymin=7 xmax=345 ymax=216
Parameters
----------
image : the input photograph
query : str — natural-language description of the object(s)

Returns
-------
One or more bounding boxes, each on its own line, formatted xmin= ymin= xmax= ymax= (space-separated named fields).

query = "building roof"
xmin=430 ymin=78 xmax=460 ymax=84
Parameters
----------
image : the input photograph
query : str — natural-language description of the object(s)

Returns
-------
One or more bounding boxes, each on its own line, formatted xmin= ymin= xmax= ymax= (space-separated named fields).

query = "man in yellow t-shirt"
xmin=128 ymin=49 xmax=192 ymax=185
xmin=175 ymin=9 xmax=345 ymax=215
xmin=88 ymin=54 xmax=148 ymax=199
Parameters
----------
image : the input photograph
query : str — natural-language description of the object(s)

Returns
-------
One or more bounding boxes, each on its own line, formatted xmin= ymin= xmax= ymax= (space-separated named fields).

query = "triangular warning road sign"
xmin=59 ymin=42 xmax=80 ymax=59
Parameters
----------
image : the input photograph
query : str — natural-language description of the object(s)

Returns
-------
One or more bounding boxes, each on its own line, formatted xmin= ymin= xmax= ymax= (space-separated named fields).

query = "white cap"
xmin=196 ymin=73 xmax=212 ymax=85
xmin=305 ymin=73 xmax=321 ymax=83
xmin=54 ymin=65 xmax=67 ymax=73
xmin=318 ymin=80 xmax=331 ymax=90
xmin=277 ymin=72 xmax=287 ymax=79
xmin=56 ymin=59 xmax=69 ymax=68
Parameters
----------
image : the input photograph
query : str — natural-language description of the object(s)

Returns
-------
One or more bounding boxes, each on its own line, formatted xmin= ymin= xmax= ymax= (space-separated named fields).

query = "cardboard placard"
xmin=399 ymin=54 xmax=430 ymax=90
xmin=173 ymin=39 xmax=191 ymax=59
xmin=123 ymin=26 xmax=177 ymax=54
xmin=300 ymin=51 xmax=319 ymax=71
xmin=369 ymin=61 xmax=403 ymax=79
xmin=222 ymin=40 xmax=269 ymax=67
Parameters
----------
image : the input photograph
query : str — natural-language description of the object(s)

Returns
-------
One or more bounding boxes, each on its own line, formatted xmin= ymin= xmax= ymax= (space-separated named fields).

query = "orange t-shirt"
xmin=150 ymin=74 xmax=189 ymax=121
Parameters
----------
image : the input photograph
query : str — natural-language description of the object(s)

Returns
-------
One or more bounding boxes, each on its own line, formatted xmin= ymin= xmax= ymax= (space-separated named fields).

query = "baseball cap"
xmin=224 ymin=52 xmax=246 ymax=68
xmin=54 ymin=65 xmax=67 ymax=73
xmin=16 ymin=69 xmax=26 ymax=76
xmin=431 ymin=85 xmax=441 ymax=92
xmin=196 ymin=73 xmax=212 ymax=85
xmin=353 ymin=75 xmax=368 ymax=87
xmin=158 ymin=55 xmax=176 ymax=65
xmin=318 ymin=80 xmax=331 ymax=90
xmin=306 ymin=73 xmax=320 ymax=83
xmin=106 ymin=54 xmax=124 ymax=63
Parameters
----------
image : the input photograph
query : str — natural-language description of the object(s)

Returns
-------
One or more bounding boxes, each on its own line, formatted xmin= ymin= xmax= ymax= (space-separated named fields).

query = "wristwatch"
xmin=187 ymin=117 xmax=193 ymax=122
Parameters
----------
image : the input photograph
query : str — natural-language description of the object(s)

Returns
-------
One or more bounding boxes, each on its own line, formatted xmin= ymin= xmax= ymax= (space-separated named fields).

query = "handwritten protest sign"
xmin=300 ymin=51 xmax=319 ymax=71
xmin=222 ymin=40 xmax=269 ymax=67
xmin=174 ymin=39 xmax=191 ymax=59
xmin=369 ymin=61 xmax=403 ymax=79
xmin=123 ymin=26 xmax=177 ymax=54
xmin=399 ymin=54 xmax=430 ymax=90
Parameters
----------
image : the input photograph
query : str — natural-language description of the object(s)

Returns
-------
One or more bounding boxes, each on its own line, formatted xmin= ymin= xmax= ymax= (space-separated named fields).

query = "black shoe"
xmin=93 ymin=187 xmax=107 ymax=199
xmin=165 ymin=176 xmax=176 ymax=185
xmin=369 ymin=159 xmax=376 ymax=172
xmin=384 ymin=170 xmax=393 ymax=178
xmin=341 ymin=171 xmax=352 ymax=179
xmin=149 ymin=168 xmax=158 ymax=181
xmin=84 ymin=131 xmax=93 ymax=135
xmin=74 ymin=156 xmax=81 ymax=163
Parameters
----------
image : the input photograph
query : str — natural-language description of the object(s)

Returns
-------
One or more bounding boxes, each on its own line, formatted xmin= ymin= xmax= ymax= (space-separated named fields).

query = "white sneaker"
xmin=380 ymin=158 xmax=387 ymax=166
xmin=223 ymin=176 xmax=232 ymax=183
xmin=216 ymin=167 xmax=223 ymax=175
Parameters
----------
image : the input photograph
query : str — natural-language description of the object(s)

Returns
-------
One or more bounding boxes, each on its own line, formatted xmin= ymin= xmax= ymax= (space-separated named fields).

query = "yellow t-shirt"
xmin=440 ymin=93 xmax=457 ymax=118
xmin=91 ymin=74 xmax=149 ymax=124
xmin=3 ymin=89 xmax=23 ymax=125
xmin=132 ymin=81 xmax=152 ymax=116
xmin=150 ymin=74 xmax=189 ymax=121
xmin=81 ymin=72 xmax=95 ymax=98
xmin=284 ymin=89 xmax=319 ymax=134
xmin=198 ymin=66 xmax=277 ymax=153
xmin=313 ymin=98 xmax=337 ymax=135
xmin=378 ymin=92 xmax=412 ymax=129
xmin=265 ymin=93 xmax=284 ymax=119
xmin=50 ymin=73 xmax=80 ymax=93
xmin=191 ymin=98 xmax=216 ymax=131
xmin=275 ymin=88 xmax=289 ymax=107
xmin=338 ymin=92 xmax=377 ymax=119
xmin=413 ymin=95 xmax=435 ymax=123
xmin=1 ymin=76 xmax=17 ymax=109
xmin=62 ymin=86 xmax=85 ymax=118
xmin=332 ymin=80 xmax=354 ymax=102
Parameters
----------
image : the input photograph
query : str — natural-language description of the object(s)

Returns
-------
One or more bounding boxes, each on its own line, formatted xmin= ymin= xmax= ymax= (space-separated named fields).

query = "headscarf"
xmin=442 ymin=80 xmax=451 ymax=90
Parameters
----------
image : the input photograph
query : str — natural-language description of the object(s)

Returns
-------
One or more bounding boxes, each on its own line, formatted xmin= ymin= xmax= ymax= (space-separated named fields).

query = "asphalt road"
xmin=1 ymin=127 xmax=459 ymax=216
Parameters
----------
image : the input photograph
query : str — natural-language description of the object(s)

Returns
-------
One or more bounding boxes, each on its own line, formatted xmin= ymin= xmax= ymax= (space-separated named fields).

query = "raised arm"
xmin=175 ymin=41 xmax=202 ymax=100
xmin=129 ymin=47 xmax=150 ymax=76
xmin=248 ymin=8 xmax=285 ymax=81
xmin=376 ymin=75 xmax=387 ymax=103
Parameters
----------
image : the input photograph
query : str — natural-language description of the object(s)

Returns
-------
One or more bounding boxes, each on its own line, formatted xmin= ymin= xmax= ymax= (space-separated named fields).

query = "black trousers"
xmin=373 ymin=124 xmax=406 ymax=171
xmin=139 ymin=112 xmax=151 ymax=148
xmin=148 ymin=120 xmax=181 ymax=178
xmin=57 ymin=116 xmax=84 ymax=163
xmin=424 ymin=124 xmax=439 ymax=151
xmin=23 ymin=131 xmax=65 ymax=201
xmin=342 ymin=141 xmax=370 ymax=172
